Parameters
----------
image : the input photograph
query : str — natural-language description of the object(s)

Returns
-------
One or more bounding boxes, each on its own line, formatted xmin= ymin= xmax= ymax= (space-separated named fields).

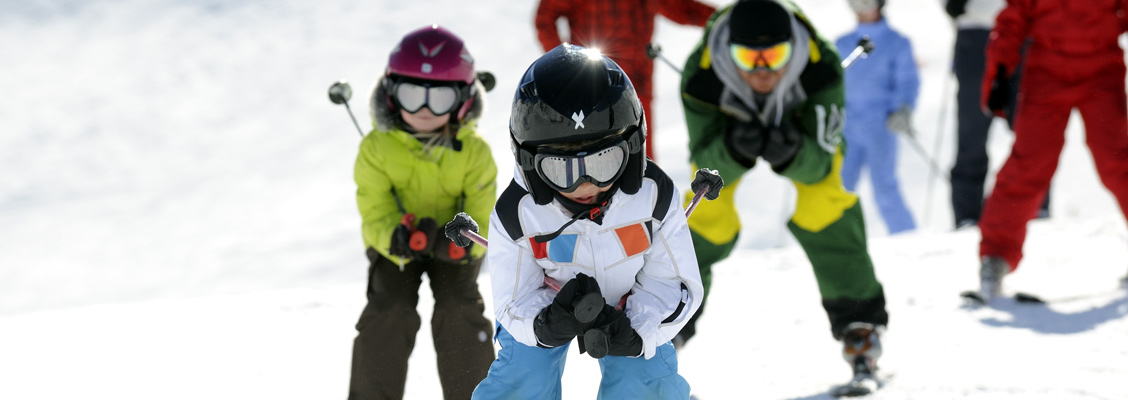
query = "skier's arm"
xmin=773 ymin=75 xmax=843 ymax=185
xmin=983 ymin=0 xmax=1030 ymax=80
xmin=980 ymin=0 xmax=1030 ymax=112
xmin=657 ymin=0 xmax=716 ymax=27
xmin=354 ymin=136 xmax=406 ymax=261
xmin=534 ymin=0 xmax=568 ymax=52
xmin=461 ymin=137 xmax=498 ymax=260
xmin=891 ymin=36 xmax=921 ymax=112
xmin=625 ymin=187 xmax=704 ymax=360
xmin=488 ymin=209 xmax=556 ymax=347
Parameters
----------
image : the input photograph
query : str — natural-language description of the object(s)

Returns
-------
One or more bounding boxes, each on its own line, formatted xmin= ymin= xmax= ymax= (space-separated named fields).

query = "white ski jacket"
xmin=487 ymin=162 xmax=703 ymax=360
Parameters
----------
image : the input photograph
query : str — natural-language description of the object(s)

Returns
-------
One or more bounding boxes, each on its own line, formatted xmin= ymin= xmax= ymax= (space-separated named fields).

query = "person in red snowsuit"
xmin=534 ymin=0 xmax=716 ymax=161
xmin=976 ymin=0 xmax=1128 ymax=298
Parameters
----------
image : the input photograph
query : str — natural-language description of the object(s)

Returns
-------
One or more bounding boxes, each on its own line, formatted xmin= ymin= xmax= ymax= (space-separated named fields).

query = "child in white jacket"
xmin=471 ymin=44 xmax=704 ymax=399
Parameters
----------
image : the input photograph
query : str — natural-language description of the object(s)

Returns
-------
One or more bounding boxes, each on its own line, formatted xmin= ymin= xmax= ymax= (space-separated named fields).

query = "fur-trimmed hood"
xmin=368 ymin=77 xmax=487 ymax=132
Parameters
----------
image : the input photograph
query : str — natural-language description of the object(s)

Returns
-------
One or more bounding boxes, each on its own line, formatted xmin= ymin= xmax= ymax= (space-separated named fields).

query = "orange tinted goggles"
xmin=730 ymin=41 xmax=792 ymax=72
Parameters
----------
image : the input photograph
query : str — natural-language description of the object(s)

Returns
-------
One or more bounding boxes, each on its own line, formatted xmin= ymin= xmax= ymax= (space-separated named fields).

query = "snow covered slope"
xmin=2 ymin=0 xmax=1126 ymax=399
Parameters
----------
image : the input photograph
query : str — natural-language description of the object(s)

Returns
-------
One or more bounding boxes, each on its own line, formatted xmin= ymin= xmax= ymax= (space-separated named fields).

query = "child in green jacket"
xmin=348 ymin=25 xmax=498 ymax=400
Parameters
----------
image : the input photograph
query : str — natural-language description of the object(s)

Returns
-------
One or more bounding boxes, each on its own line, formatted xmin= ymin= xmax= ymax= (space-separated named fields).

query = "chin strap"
xmin=534 ymin=198 xmax=610 ymax=243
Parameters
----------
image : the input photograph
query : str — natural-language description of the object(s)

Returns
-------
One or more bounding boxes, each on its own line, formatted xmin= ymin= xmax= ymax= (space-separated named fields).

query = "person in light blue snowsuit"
xmin=836 ymin=0 xmax=920 ymax=234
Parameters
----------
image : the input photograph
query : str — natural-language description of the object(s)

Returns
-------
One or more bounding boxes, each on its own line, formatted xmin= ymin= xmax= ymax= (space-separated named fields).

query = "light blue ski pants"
xmin=471 ymin=324 xmax=690 ymax=400
xmin=841 ymin=112 xmax=916 ymax=234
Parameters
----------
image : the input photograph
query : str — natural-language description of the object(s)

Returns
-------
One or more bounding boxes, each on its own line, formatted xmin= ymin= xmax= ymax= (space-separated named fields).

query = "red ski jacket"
xmin=983 ymin=0 xmax=1128 ymax=104
xmin=534 ymin=0 xmax=715 ymax=99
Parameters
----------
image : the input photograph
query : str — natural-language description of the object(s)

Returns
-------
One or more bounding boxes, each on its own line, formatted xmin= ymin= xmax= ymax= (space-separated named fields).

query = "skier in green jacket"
xmin=348 ymin=25 xmax=498 ymax=400
xmin=676 ymin=0 xmax=889 ymax=388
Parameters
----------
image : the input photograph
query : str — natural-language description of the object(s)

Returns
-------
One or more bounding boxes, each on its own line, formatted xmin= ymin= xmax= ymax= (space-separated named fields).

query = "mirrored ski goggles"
xmin=534 ymin=138 xmax=630 ymax=193
xmin=730 ymin=41 xmax=792 ymax=72
xmin=393 ymin=81 xmax=462 ymax=115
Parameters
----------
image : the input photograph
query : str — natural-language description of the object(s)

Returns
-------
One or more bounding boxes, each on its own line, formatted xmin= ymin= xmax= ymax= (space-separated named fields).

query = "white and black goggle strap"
xmin=624 ymin=125 xmax=644 ymax=155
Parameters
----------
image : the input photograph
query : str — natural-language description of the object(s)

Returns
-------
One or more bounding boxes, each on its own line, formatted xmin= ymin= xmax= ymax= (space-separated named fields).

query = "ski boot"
xmin=979 ymin=256 xmax=1010 ymax=301
xmin=833 ymin=322 xmax=883 ymax=397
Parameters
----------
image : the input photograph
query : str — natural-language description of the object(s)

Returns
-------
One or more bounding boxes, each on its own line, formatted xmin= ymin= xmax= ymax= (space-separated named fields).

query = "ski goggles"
xmin=534 ymin=136 xmax=630 ymax=193
xmin=392 ymin=80 xmax=464 ymax=115
xmin=730 ymin=41 xmax=792 ymax=72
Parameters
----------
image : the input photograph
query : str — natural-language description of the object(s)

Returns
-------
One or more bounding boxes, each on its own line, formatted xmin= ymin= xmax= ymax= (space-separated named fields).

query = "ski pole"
xmin=328 ymin=80 xmax=365 ymax=137
xmin=904 ymin=126 xmax=947 ymax=181
xmin=924 ymin=71 xmax=954 ymax=228
xmin=646 ymin=43 xmax=683 ymax=75
xmin=685 ymin=168 xmax=723 ymax=218
xmin=841 ymin=36 xmax=874 ymax=69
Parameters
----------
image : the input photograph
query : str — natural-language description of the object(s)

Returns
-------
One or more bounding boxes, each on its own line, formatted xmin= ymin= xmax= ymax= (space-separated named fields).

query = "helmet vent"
xmin=608 ymin=70 xmax=625 ymax=87
xmin=519 ymin=81 xmax=537 ymax=99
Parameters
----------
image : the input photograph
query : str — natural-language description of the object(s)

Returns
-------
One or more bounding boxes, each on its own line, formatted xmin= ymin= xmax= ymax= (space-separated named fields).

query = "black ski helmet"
xmin=510 ymin=43 xmax=647 ymax=205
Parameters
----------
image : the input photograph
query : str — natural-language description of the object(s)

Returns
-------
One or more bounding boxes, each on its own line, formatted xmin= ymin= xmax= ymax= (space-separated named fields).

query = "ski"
xmin=830 ymin=375 xmax=877 ymax=397
xmin=830 ymin=371 xmax=891 ymax=398
xmin=831 ymin=349 xmax=889 ymax=398
xmin=961 ymin=288 xmax=1126 ymax=306
xmin=960 ymin=290 xmax=1036 ymax=305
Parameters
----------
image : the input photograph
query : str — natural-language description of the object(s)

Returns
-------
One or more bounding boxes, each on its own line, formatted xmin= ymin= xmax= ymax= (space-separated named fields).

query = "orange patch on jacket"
xmin=614 ymin=224 xmax=650 ymax=257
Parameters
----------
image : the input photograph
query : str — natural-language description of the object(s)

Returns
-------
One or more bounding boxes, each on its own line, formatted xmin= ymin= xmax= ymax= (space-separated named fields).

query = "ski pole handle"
xmin=686 ymin=168 xmax=723 ymax=218
xmin=328 ymin=81 xmax=365 ymax=137
xmin=646 ymin=43 xmax=683 ymax=75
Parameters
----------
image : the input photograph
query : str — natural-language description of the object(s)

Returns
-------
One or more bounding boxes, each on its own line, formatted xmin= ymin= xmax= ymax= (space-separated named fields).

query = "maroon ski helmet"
xmin=386 ymin=25 xmax=476 ymax=85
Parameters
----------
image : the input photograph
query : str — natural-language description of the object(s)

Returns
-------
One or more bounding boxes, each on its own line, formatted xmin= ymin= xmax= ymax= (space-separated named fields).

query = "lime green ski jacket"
xmin=354 ymin=123 xmax=497 ymax=264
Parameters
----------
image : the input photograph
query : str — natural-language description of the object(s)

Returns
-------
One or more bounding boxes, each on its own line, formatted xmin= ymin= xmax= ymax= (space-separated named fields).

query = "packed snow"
xmin=2 ymin=0 xmax=1126 ymax=399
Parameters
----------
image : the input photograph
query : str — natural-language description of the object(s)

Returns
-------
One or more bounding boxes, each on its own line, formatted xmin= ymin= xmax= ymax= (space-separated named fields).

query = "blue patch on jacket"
xmin=548 ymin=234 xmax=578 ymax=263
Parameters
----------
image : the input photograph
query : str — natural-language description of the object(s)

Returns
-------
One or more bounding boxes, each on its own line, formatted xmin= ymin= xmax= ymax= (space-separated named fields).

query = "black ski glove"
xmin=412 ymin=217 xmax=439 ymax=257
xmin=986 ymin=65 xmax=1010 ymax=118
xmin=945 ymin=0 xmax=967 ymax=19
xmin=388 ymin=215 xmax=439 ymax=260
xmin=583 ymin=305 xmax=644 ymax=359
xmin=724 ymin=117 xmax=766 ymax=168
xmin=761 ymin=122 xmax=802 ymax=169
xmin=434 ymin=232 xmax=474 ymax=263
xmin=389 ymin=222 xmax=416 ymax=259
xmin=534 ymin=273 xmax=605 ymax=347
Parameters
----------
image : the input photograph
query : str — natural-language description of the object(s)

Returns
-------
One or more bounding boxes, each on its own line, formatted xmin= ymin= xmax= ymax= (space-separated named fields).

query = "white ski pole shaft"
xmin=841 ymin=36 xmax=874 ymax=70
xmin=905 ymin=127 xmax=945 ymax=178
